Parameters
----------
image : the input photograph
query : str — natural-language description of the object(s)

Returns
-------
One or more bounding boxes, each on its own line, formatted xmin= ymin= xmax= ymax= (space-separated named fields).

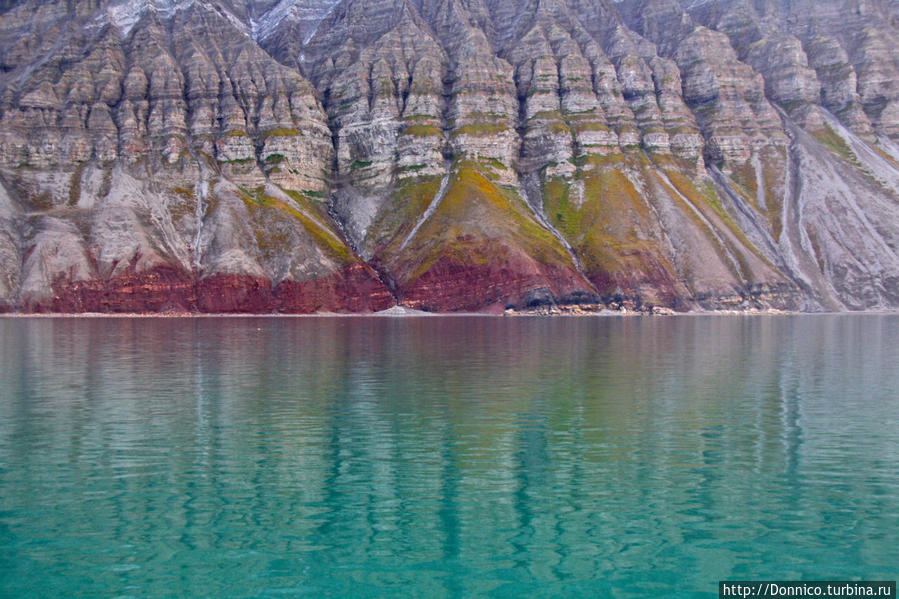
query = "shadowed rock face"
xmin=0 ymin=0 xmax=897 ymax=313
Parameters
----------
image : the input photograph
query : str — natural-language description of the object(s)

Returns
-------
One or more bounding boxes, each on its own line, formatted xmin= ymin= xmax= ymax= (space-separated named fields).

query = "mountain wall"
xmin=0 ymin=0 xmax=897 ymax=313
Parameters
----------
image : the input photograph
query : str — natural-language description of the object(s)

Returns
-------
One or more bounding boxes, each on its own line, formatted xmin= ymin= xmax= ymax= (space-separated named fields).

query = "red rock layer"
xmin=586 ymin=253 xmax=688 ymax=309
xmin=25 ymin=263 xmax=395 ymax=314
xmin=195 ymin=263 xmax=396 ymax=313
xmin=397 ymin=256 xmax=598 ymax=312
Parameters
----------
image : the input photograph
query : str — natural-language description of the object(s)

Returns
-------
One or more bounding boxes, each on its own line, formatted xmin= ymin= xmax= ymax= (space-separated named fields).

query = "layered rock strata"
xmin=0 ymin=0 xmax=897 ymax=313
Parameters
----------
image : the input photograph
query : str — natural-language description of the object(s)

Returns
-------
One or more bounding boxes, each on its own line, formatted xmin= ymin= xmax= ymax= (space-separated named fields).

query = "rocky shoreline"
xmin=0 ymin=301 xmax=826 ymax=318
xmin=503 ymin=305 xmax=792 ymax=317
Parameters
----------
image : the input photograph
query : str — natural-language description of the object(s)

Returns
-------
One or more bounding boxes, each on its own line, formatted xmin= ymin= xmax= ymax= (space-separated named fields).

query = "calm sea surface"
xmin=0 ymin=315 xmax=897 ymax=598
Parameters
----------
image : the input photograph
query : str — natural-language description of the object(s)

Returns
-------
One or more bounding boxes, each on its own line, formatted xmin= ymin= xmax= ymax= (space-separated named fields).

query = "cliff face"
xmin=0 ymin=0 xmax=897 ymax=313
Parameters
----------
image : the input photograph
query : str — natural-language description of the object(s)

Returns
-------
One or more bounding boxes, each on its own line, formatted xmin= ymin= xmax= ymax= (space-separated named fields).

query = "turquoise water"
xmin=0 ymin=315 xmax=897 ymax=598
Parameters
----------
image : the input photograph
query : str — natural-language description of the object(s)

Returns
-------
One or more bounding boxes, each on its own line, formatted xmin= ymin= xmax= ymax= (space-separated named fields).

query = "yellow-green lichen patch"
xmin=367 ymin=176 xmax=444 ymax=259
xmin=263 ymin=127 xmax=300 ymax=138
xmin=252 ymin=226 xmax=290 ymax=260
xmin=570 ymin=121 xmax=612 ymax=133
xmin=238 ymin=187 xmax=354 ymax=264
xmin=395 ymin=167 xmax=573 ymax=283
xmin=167 ymin=186 xmax=197 ymax=223
xmin=547 ymin=121 xmax=572 ymax=135
xmin=281 ymin=188 xmax=331 ymax=222
xmin=759 ymin=148 xmax=787 ymax=240
xmin=541 ymin=156 xmax=680 ymax=296
xmin=451 ymin=123 xmax=509 ymax=137
xmin=657 ymin=169 xmax=769 ymax=278
xmin=812 ymin=126 xmax=898 ymax=193
xmin=401 ymin=125 xmax=442 ymax=137
xmin=573 ymin=153 xmax=626 ymax=170
xmin=664 ymin=171 xmax=731 ymax=224
xmin=350 ymin=160 xmax=373 ymax=171
xmin=543 ymin=177 xmax=581 ymax=239
xmin=810 ymin=125 xmax=899 ymax=198
xmin=447 ymin=158 xmax=509 ymax=182
xmin=728 ymin=161 xmax=758 ymax=206
xmin=812 ymin=124 xmax=859 ymax=165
